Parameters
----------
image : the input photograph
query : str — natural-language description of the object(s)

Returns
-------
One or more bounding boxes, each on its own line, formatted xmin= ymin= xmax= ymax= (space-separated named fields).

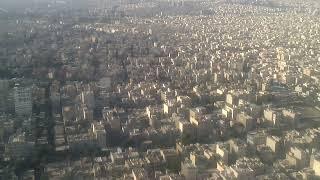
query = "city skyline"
xmin=0 ymin=0 xmax=320 ymax=179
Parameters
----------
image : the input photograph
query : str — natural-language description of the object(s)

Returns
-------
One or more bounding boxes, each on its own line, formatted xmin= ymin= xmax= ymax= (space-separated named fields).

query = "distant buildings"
xmin=2 ymin=0 xmax=320 ymax=179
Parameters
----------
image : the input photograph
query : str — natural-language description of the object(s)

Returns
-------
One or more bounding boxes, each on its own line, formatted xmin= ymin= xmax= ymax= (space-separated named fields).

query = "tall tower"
xmin=14 ymin=84 xmax=32 ymax=116
xmin=0 ymin=79 xmax=9 ymax=113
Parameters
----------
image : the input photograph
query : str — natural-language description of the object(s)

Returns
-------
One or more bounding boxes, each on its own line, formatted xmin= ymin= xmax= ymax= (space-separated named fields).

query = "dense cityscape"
xmin=1 ymin=0 xmax=320 ymax=179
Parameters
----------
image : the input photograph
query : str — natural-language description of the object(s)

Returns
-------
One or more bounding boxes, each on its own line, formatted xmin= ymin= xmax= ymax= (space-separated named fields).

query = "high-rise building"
xmin=0 ymin=79 xmax=9 ymax=90
xmin=5 ymin=132 xmax=35 ymax=159
xmin=91 ymin=121 xmax=107 ymax=148
xmin=0 ymin=79 xmax=9 ymax=113
xmin=14 ymin=84 xmax=32 ymax=116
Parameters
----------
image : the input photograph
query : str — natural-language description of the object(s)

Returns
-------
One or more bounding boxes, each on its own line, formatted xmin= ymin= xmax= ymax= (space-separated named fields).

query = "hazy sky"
xmin=0 ymin=0 xmax=47 ymax=10
xmin=0 ymin=0 xmax=93 ymax=10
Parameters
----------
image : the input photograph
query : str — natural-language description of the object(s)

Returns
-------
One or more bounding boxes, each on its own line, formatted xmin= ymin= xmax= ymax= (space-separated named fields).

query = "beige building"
xmin=226 ymin=93 xmax=239 ymax=106
xmin=286 ymin=146 xmax=309 ymax=169
xmin=310 ymin=153 xmax=320 ymax=177
xmin=216 ymin=143 xmax=229 ymax=164
xmin=263 ymin=108 xmax=279 ymax=126
xmin=236 ymin=112 xmax=255 ymax=131
xmin=266 ymin=136 xmax=282 ymax=154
